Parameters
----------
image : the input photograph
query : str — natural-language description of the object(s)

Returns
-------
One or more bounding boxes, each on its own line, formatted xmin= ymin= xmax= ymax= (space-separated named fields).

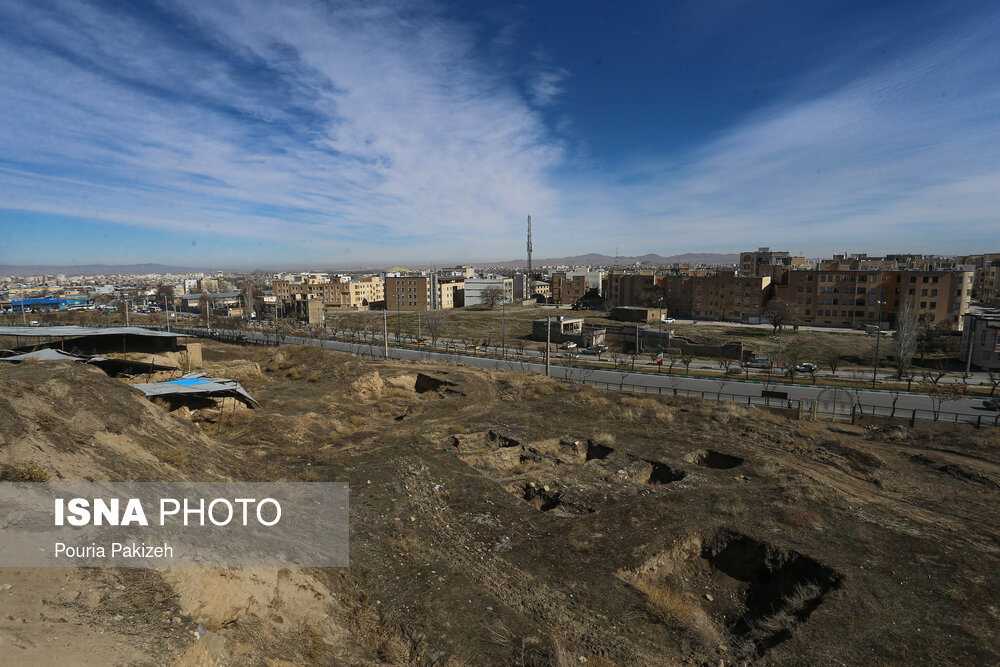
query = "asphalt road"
xmin=183 ymin=326 xmax=996 ymax=426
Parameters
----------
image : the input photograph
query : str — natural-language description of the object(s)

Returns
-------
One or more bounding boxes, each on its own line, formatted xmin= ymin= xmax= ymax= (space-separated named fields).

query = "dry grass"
xmin=299 ymin=622 xmax=327 ymax=661
xmin=152 ymin=446 xmax=188 ymax=469
xmin=633 ymin=579 xmax=722 ymax=648
xmin=36 ymin=411 xmax=58 ymax=432
xmin=0 ymin=459 xmax=51 ymax=482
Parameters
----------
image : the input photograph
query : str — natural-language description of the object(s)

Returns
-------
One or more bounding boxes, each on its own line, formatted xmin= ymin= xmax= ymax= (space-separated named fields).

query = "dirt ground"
xmin=0 ymin=340 xmax=998 ymax=665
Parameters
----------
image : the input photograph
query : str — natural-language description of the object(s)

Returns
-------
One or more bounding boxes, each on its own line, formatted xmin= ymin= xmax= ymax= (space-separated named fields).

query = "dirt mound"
xmin=351 ymin=370 xmax=384 ymax=400
xmin=0 ymin=362 xmax=231 ymax=482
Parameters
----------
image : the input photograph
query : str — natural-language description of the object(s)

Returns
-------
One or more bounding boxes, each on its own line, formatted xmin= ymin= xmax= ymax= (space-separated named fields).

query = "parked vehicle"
xmin=795 ymin=362 xmax=818 ymax=373
xmin=747 ymin=357 xmax=772 ymax=369
xmin=562 ymin=342 xmax=577 ymax=349
xmin=28 ymin=320 xmax=40 ymax=327
xmin=661 ymin=316 xmax=675 ymax=324
xmin=983 ymin=398 xmax=1000 ymax=411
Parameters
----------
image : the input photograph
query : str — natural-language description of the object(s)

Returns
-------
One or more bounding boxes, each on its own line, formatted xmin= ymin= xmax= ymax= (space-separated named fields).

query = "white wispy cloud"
xmin=552 ymin=10 xmax=1000 ymax=255
xmin=0 ymin=0 xmax=563 ymax=261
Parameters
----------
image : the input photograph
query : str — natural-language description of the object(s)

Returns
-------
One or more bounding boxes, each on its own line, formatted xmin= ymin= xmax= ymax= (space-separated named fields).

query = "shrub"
xmin=1 ymin=460 xmax=51 ymax=482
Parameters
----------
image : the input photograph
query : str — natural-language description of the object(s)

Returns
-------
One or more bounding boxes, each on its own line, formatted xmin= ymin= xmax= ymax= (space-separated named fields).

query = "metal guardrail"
xmin=160 ymin=326 xmax=1000 ymax=429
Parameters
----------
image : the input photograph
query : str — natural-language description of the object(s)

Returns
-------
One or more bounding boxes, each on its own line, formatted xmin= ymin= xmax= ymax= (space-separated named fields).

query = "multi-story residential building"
xmin=739 ymin=247 xmax=806 ymax=276
xmin=465 ymin=277 xmax=513 ymax=306
xmin=772 ymin=265 xmax=973 ymax=329
xmin=385 ymin=275 xmax=464 ymax=311
xmin=603 ymin=270 xmax=659 ymax=307
xmin=960 ymin=311 xmax=1000 ymax=371
xmin=271 ymin=273 xmax=384 ymax=309
xmin=550 ymin=272 xmax=589 ymax=305
xmin=957 ymin=253 xmax=1000 ymax=305
xmin=690 ymin=272 xmax=772 ymax=322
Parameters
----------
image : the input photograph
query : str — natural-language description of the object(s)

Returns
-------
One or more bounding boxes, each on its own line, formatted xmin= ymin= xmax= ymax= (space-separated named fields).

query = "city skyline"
xmin=2 ymin=0 xmax=999 ymax=267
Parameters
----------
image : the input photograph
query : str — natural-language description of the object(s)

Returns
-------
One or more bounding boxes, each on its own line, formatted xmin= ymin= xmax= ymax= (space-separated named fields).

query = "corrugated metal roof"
xmin=0 ymin=348 xmax=87 ymax=362
xmin=131 ymin=372 xmax=258 ymax=406
xmin=0 ymin=326 xmax=191 ymax=338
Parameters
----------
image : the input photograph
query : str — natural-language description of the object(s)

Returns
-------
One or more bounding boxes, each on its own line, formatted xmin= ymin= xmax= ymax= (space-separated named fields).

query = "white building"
xmin=465 ymin=277 xmax=513 ymax=306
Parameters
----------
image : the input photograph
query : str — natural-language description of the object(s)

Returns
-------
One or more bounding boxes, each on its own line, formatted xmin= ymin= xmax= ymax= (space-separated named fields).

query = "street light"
xmin=657 ymin=296 xmax=664 ymax=373
xmin=872 ymin=299 xmax=884 ymax=389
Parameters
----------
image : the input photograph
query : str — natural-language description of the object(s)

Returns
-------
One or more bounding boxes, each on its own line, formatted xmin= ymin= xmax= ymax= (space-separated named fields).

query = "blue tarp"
xmin=168 ymin=377 xmax=210 ymax=386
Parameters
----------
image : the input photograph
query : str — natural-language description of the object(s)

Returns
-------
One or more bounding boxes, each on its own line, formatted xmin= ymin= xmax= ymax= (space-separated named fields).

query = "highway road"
xmin=180 ymin=326 xmax=997 ymax=426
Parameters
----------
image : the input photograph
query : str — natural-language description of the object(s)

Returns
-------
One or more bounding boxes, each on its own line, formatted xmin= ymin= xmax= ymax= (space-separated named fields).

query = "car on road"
xmin=28 ymin=320 xmax=40 ymax=327
xmin=660 ymin=316 xmax=676 ymax=324
xmin=746 ymin=357 xmax=772 ymax=369
xmin=580 ymin=348 xmax=600 ymax=355
xmin=414 ymin=338 xmax=427 ymax=346
xmin=562 ymin=342 xmax=577 ymax=349
xmin=983 ymin=398 xmax=1000 ymax=411
xmin=795 ymin=362 xmax=818 ymax=373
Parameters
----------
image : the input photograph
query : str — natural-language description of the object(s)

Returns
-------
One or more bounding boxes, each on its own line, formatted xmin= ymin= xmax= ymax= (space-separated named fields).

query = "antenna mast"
xmin=526 ymin=214 xmax=533 ymax=300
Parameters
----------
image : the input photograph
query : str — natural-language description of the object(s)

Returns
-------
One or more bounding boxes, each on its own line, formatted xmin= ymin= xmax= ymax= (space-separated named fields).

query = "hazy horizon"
xmin=2 ymin=1 xmax=998 ymax=266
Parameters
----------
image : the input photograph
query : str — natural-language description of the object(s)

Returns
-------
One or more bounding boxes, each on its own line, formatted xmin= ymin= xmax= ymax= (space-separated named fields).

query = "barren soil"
xmin=0 ymin=341 xmax=997 ymax=665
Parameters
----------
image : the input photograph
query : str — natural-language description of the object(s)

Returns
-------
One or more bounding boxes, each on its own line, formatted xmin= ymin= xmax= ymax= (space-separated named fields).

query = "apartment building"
xmin=550 ymin=272 xmax=588 ymax=305
xmin=465 ymin=277 xmax=513 ymax=306
xmin=271 ymin=273 xmax=384 ymax=309
xmin=690 ymin=272 xmax=772 ymax=322
xmin=385 ymin=275 xmax=464 ymax=311
xmin=739 ymin=247 xmax=806 ymax=276
xmin=960 ymin=311 xmax=1000 ymax=371
xmin=603 ymin=270 xmax=658 ymax=307
xmin=773 ymin=266 xmax=974 ymax=329
xmin=957 ymin=253 xmax=1000 ymax=305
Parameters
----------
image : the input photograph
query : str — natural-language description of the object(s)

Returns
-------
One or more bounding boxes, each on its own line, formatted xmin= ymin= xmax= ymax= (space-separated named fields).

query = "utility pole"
xmin=545 ymin=316 xmax=551 ymax=377
xmin=207 ymin=297 xmax=212 ymax=335
xmin=633 ymin=322 xmax=639 ymax=371
xmin=871 ymin=299 xmax=884 ymax=389
xmin=526 ymin=215 xmax=533 ymax=303
xmin=164 ymin=295 xmax=170 ymax=332
xmin=383 ymin=309 xmax=389 ymax=358
xmin=657 ymin=297 xmax=663 ymax=373
xmin=125 ymin=300 xmax=130 ymax=327
xmin=501 ymin=293 xmax=506 ymax=358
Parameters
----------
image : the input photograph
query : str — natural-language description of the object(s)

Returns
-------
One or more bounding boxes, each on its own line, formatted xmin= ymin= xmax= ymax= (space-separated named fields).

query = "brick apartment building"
xmin=605 ymin=250 xmax=973 ymax=330
xmin=739 ymin=247 xmax=806 ymax=277
xmin=771 ymin=263 xmax=973 ymax=329
xmin=550 ymin=272 xmax=588 ymax=305
xmin=385 ymin=275 xmax=464 ymax=311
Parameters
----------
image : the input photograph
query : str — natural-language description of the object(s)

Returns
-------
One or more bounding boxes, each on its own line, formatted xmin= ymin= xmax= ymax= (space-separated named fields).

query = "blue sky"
xmin=1 ymin=0 xmax=998 ymax=268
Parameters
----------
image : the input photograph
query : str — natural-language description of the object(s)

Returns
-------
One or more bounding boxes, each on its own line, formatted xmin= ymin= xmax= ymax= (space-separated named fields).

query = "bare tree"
xmin=762 ymin=299 xmax=794 ymax=333
xmin=479 ymin=285 xmax=504 ymax=310
xmin=988 ymin=369 xmax=1000 ymax=397
xmin=718 ymin=357 xmax=736 ymax=376
xmin=824 ymin=344 xmax=842 ymax=376
xmin=423 ymin=309 xmax=449 ymax=349
xmin=681 ymin=356 xmax=694 ymax=374
xmin=921 ymin=369 xmax=948 ymax=385
xmin=667 ymin=349 xmax=680 ymax=374
xmin=922 ymin=381 xmax=967 ymax=421
xmin=893 ymin=297 xmax=918 ymax=378
xmin=783 ymin=342 xmax=804 ymax=384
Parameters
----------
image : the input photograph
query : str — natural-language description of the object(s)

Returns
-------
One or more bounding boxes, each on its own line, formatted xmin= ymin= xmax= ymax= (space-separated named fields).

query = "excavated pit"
xmin=520 ymin=483 xmax=595 ymax=515
xmin=700 ymin=530 xmax=842 ymax=654
xmin=585 ymin=442 xmax=615 ymax=461
xmin=488 ymin=430 xmax=521 ymax=449
xmin=687 ymin=449 xmax=744 ymax=470
xmin=645 ymin=460 xmax=687 ymax=485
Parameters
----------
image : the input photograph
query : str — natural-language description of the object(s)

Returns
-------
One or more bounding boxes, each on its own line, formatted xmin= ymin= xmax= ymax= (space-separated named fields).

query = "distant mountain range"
xmin=491 ymin=252 xmax=739 ymax=267
xmin=0 ymin=263 xmax=200 ymax=275
xmin=1 ymin=252 xmax=740 ymax=276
